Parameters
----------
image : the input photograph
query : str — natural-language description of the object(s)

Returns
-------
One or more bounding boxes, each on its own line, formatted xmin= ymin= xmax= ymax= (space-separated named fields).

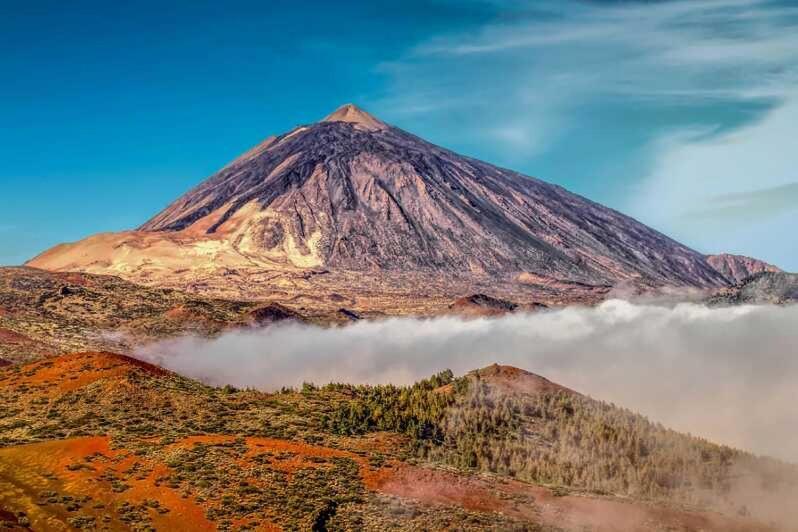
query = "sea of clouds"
xmin=135 ymin=299 xmax=798 ymax=462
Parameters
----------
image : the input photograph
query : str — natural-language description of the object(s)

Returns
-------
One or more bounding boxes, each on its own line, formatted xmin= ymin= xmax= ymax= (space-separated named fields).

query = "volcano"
xmin=28 ymin=104 xmax=730 ymax=308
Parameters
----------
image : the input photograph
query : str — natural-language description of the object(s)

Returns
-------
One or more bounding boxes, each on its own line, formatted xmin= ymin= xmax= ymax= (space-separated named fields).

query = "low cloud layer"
xmin=136 ymin=300 xmax=798 ymax=462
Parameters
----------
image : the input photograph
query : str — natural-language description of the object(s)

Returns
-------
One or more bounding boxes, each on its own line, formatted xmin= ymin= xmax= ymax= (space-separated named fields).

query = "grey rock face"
xmin=450 ymin=294 xmax=519 ymax=313
xmin=708 ymin=272 xmax=798 ymax=305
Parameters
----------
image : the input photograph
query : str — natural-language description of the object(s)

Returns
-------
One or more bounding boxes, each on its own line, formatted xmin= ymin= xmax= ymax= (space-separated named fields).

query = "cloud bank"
xmin=631 ymin=97 xmax=798 ymax=269
xmin=136 ymin=300 xmax=798 ymax=462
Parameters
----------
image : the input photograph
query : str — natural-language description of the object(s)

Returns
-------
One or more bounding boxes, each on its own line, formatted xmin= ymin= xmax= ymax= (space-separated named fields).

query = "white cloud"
xmin=630 ymin=95 xmax=798 ymax=268
xmin=384 ymin=0 xmax=798 ymax=110
xmin=375 ymin=0 xmax=798 ymax=268
xmin=137 ymin=300 xmax=798 ymax=462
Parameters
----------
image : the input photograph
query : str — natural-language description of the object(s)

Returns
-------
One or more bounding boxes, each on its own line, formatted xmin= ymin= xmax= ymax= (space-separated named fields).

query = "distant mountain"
xmin=706 ymin=253 xmax=781 ymax=284
xmin=28 ymin=104 xmax=730 ymax=304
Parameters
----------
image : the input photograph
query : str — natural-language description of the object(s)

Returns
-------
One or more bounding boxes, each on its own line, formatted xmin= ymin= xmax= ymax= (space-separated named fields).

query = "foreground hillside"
xmin=1 ymin=352 xmax=793 ymax=531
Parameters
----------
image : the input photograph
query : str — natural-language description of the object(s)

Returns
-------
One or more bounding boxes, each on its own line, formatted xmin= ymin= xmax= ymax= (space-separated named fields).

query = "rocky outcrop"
xmin=708 ymin=271 xmax=798 ymax=305
xmin=706 ymin=253 xmax=781 ymax=284
xmin=337 ymin=308 xmax=362 ymax=321
xmin=248 ymin=303 xmax=304 ymax=325
xmin=449 ymin=294 xmax=518 ymax=316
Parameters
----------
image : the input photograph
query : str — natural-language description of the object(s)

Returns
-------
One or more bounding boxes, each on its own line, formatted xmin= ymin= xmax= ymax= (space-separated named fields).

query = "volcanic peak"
xmin=321 ymin=103 xmax=387 ymax=131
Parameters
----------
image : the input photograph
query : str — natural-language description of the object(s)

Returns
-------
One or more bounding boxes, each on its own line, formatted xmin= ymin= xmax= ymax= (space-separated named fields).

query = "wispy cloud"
xmin=421 ymin=0 xmax=797 ymax=61
xmin=375 ymin=0 xmax=798 ymax=268
xmin=690 ymin=182 xmax=798 ymax=221
xmin=631 ymin=94 xmax=798 ymax=267
xmin=384 ymin=0 xmax=798 ymax=109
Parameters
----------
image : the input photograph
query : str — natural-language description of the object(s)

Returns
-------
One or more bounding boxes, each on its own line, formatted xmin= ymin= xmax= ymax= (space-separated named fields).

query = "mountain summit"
xmin=28 ymin=104 xmax=730 ymax=306
xmin=321 ymin=103 xmax=387 ymax=131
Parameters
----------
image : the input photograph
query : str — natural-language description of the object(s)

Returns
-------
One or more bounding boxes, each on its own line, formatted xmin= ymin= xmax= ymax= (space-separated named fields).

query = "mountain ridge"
xmin=706 ymin=253 xmax=781 ymax=284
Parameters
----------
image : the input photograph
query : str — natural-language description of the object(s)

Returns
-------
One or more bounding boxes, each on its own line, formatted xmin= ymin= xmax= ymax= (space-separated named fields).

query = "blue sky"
xmin=2 ymin=0 xmax=797 ymax=270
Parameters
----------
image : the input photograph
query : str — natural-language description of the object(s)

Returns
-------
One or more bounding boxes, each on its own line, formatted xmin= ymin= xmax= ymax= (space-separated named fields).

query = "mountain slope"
xmin=28 ymin=104 xmax=729 ymax=301
xmin=706 ymin=253 xmax=781 ymax=284
xmin=0 ymin=354 xmax=787 ymax=531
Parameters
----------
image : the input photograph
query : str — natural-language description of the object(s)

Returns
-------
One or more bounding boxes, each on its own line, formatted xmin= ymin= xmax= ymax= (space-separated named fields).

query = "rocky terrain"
xmin=708 ymin=271 xmax=798 ymax=306
xmin=447 ymin=293 xmax=538 ymax=317
xmin=1 ymin=352 xmax=793 ymax=531
xmin=706 ymin=254 xmax=781 ymax=284
xmin=0 ymin=267 xmax=595 ymax=366
xmin=0 ymin=267 xmax=325 ymax=365
xmin=28 ymin=104 xmax=732 ymax=307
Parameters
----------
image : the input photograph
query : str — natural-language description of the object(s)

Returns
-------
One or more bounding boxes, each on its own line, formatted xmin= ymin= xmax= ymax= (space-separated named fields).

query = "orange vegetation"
xmin=368 ymin=463 xmax=773 ymax=532
xmin=163 ymin=304 xmax=194 ymax=320
xmin=0 ymin=436 xmax=213 ymax=531
xmin=167 ymin=434 xmax=357 ymax=478
xmin=1 ymin=430 xmax=771 ymax=532
xmin=0 ymin=351 xmax=168 ymax=397
xmin=161 ymin=433 xmax=399 ymax=488
xmin=0 ymin=352 xmax=779 ymax=531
